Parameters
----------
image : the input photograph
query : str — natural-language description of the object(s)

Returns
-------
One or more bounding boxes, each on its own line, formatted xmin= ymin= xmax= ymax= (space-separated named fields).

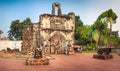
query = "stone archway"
xmin=51 ymin=2 xmax=62 ymax=16
xmin=49 ymin=32 xmax=66 ymax=54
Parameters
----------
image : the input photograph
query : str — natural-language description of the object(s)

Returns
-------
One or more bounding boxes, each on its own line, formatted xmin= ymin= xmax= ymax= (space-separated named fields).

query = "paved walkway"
xmin=0 ymin=53 xmax=120 ymax=71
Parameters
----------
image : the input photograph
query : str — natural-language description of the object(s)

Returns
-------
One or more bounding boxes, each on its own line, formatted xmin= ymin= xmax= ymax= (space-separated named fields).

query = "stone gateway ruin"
xmin=22 ymin=2 xmax=75 ymax=56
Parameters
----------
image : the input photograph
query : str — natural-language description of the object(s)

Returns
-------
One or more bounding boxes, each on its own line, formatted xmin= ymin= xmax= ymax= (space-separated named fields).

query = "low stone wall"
xmin=0 ymin=41 xmax=22 ymax=51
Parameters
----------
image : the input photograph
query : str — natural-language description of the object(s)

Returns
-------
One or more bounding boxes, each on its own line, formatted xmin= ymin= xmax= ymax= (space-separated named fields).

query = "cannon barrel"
xmin=93 ymin=48 xmax=113 ymax=59
xmin=97 ymin=48 xmax=112 ymax=55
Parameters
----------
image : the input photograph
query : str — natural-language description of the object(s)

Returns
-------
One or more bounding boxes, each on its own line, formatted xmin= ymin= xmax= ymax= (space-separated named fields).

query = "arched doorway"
xmin=49 ymin=32 xmax=67 ymax=54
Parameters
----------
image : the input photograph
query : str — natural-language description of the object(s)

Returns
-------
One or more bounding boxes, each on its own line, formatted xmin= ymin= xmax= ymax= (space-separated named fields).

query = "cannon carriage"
xmin=93 ymin=48 xmax=113 ymax=59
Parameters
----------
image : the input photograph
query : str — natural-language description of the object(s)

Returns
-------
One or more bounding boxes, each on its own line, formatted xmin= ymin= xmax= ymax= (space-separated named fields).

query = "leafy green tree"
xmin=97 ymin=9 xmax=117 ymax=35
xmin=88 ymin=25 xmax=94 ymax=37
xmin=92 ymin=29 xmax=100 ymax=49
xmin=93 ymin=9 xmax=118 ymax=48
xmin=75 ymin=25 xmax=89 ymax=45
xmin=79 ymin=26 xmax=89 ymax=39
xmin=93 ymin=20 xmax=107 ymax=32
xmin=8 ymin=18 xmax=32 ymax=40
xmin=74 ymin=16 xmax=84 ymax=42
xmin=87 ymin=25 xmax=94 ymax=48
xmin=109 ymin=35 xmax=119 ymax=44
xmin=8 ymin=20 xmax=21 ymax=40
xmin=75 ymin=16 xmax=83 ymax=28
xmin=99 ymin=28 xmax=110 ymax=47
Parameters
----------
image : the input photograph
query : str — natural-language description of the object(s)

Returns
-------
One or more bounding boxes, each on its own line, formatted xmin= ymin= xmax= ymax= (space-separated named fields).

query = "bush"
xmin=85 ymin=43 xmax=96 ymax=50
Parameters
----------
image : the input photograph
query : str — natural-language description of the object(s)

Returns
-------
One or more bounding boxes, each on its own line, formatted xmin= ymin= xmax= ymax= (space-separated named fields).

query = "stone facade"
xmin=22 ymin=2 xmax=75 ymax=55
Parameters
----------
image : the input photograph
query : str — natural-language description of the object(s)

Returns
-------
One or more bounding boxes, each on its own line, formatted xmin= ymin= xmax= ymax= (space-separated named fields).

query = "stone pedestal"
xmin=26 ymin=57 xmax=49 ymax=65
xmin=93 ymin=54 xmax=113 ymax=59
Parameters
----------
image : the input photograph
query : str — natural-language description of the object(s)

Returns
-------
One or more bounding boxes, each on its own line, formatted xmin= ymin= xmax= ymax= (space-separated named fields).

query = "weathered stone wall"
xmin=21 ymin=2 xmax=75 ymax=54
xmin=22 ymin=24 xmax=38 ymax=54
xmin=39 ymin=13 xmax=75 ymax=54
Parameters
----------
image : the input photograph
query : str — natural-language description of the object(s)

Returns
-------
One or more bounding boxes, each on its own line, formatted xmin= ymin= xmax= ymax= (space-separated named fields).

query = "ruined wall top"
xmin=52 ymin=2 xmax=62 ymax=16
xmin=40 ymin=2 xmax=75 ymax=20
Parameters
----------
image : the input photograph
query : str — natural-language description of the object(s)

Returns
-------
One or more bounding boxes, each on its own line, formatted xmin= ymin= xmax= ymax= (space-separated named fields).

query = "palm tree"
xmin=98 ymin=9 xmax=117 ymax=35
xmin=96 ymin=9 xmax=117 ymax=47
xmin=106 ymin=9 xmax=117 ymax=35
xmin=92 ymin=29 xmax=100 ymax=49
xmin=100 ymin=28 xmax=110 ymax=47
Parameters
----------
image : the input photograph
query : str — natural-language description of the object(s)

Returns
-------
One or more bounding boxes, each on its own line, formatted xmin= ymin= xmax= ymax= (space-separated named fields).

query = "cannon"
xmin=97 ymin=48 xmax=111 ymax=55
xmin=93 ymin=48 xmax=113 ymax=59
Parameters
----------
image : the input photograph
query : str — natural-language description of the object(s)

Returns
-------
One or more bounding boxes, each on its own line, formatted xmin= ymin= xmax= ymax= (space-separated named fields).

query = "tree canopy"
xmin=74 ymin=16 xmax=83 ymax=39
xmin=91 ymin=9 xmax=118 ymax=48
xmin=8 ymin=18 xmax=32 ymax=40
xmin=92 ymin=29 xmax=100 ymax=48
xmin=97 ymin=9 xmax=117 ymax=34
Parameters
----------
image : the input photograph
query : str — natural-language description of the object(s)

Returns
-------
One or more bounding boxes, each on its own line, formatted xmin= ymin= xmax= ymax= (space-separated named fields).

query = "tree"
xmin=88 ymin=25 xmax=94 ymax=37
xmin=8 ymin=18 xmax=32 ymax=40
xmin=8 ymin=20 xmax=21 ymax=40
xmin=92 ymin=9 xmax=117 ymax=48
xmin=107 ymin=9 xmax=117 ymax=35
xmin=109 ymin=35 xmax=118 ymax=44
xmin=92 ymin=29 xmax=100 ymax=49
xmin=75 ymin=16 xmax=83 ymax=28
xmin=99 ymin=28 xmax=110 ymax=47
xmin=75 ymin=25 xmax=90 ymax=45
xmin=74 ymin=16 xmax=84 ymax=43
xmin=87 ymin=25 xmax=94 ymax=48
xmin=97 ymin=9 xmax=117 ymax=35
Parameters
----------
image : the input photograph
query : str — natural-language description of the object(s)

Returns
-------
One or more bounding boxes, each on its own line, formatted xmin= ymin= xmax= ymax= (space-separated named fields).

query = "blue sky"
xmin=0 ymin=0 xmax=120 ymax=37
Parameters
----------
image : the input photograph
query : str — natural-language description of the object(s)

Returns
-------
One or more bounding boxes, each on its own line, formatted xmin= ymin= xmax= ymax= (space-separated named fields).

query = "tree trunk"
xmin=109 ymin=17 xmax=113 ymax=35
xmin=96 ymin=41 xmax=98 ymax=50
xmin=107 ymin=17 xmax=112 ymax=48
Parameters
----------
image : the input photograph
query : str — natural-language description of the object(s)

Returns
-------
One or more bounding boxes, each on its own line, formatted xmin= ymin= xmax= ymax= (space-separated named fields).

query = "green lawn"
xmin=81 ymin=49 xmax=117 ymax=53
xmin=81 ymin=50 xmax=97 ymax=53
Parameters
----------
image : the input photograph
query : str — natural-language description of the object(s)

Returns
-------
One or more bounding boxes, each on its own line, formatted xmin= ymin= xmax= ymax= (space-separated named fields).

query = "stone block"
xmin=93 ymin=54 xmax=113 ymax=59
